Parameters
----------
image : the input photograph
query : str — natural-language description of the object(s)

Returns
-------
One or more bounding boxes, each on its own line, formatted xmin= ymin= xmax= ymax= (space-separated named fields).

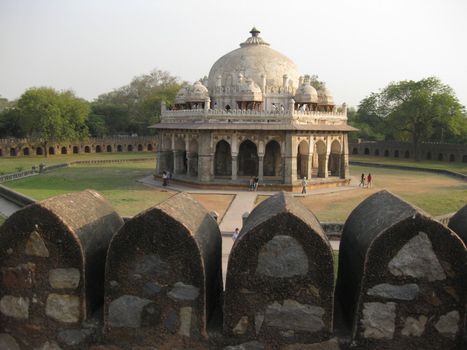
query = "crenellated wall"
xmin=0 ymin=191 xmax=465 ymax=350
xmin=349 ymin=140 xmax=467 ymax=163
xmin=0 ymin=136 xmax=156 ymax=157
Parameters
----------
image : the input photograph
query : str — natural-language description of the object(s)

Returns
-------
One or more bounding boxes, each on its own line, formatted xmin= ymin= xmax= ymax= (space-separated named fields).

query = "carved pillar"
xmin=283 ymin=132 xmax=296 ymax=184
xmin=197 ymin=131 xmax=213 ymax=182
xmin=231 ymin=155 xmax=238 ymax=180
xmin=258 ymin=155 xmax=264 ymax=181
xmin=186 ymin=152 xmax=191 ymax=176
xmin=307 ymin=155 xmax=313 ymax=180
xmin=323 ymin=154 xmax=329 ymax=178
xmin=341 ymin=133 xmax=350 ymax=179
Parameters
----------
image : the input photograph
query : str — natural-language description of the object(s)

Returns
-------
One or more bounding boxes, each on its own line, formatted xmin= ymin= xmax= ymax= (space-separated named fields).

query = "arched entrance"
xmin=128 ymin=144 xmax=133 ymax=152
xmin=297 ymin=140 xmax=309 ymax=179
xmin=84 ymin=146 xmax=91 ymax=153
xmin=264 ymin=140 xmax=281 ymax=176
xmin=188 ymin=139 xmax=198 ymax=177
xmin=329 ymin=140 xmax=341 ymax=176
xmin=61 ymin=146 xmax=67 ymax=155
xmin=36 ymin=147 xmax=43 ymax=156
xmin=117 ymin=145 xmax=122 ymax=152
xmin=23 ymin=148 xmax=30 ymax=156
xmin=214 ymin=140 xmax=232 ymax=177
xmin=238 ymin=140 xmax=258 ymax=176
xmin=138 ymin=144 xmax=143 ymax=151
xmin=96 ymin=145 xmax=102 ymax=153
xmin=107 ymin=145 xmax=112 ymax=152
xmin=147 ymin=144 xmax=153 ymax=151
xmin=316 ymin=140 xmax=327 ymax=178
xmin=73 ymin=146 xmax=79 ymax=154
xmin=174 ymin=137 xmax=186 ymax=174
xmin=48 ymin=147 xmax=55 ymax=155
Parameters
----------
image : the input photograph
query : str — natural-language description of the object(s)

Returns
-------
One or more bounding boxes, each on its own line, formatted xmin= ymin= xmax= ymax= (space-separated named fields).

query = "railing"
xmin=0 ymin=136 xmax=156 ymax=145
xmin=161 ymin=108 xmax=347 ymax=125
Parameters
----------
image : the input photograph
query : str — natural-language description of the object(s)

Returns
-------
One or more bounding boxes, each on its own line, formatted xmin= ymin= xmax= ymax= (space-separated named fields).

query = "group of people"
xmin=162 ymin=170 xmax=172 ymax=186
xmin=248 ymin=176 xmax=259 ymax=191
xmin=359 ymin=173 xmax=373 ymax=188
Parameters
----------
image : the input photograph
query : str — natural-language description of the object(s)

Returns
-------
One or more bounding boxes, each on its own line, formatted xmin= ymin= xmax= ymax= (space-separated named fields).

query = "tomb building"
xmin=150 ymin=28 xmax=356 ymax=189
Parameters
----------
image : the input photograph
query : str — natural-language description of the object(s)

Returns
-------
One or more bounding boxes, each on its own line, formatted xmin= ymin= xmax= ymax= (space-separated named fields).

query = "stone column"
xmin=323 ymin=154 xmax=329 ymax=178
xmin=197 ymin=131 xmax=213 ymax=182
xmin=258 ymin=155 xmax=264 ymax=181
xmin=307 ymin=140 xmax=314 ymax=180
xmin=341 ymin=133 xmax=350 ymax=179
xmin=283 ymin=132 xmax=296 ymax=184
xmin=172 ymin=150 xmax=180 ymax=174
xmin=231 ymin=155 xmax=238 ymax=180
xmin=186 ymin=152 xmax=191 ymax=176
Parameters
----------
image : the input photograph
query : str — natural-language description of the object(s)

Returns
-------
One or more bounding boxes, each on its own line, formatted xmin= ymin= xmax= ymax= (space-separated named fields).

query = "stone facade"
xmin=104 ymin=192 xmax=222 ymax=348
xmin=350 ymin=140 xmax=467 ymax=163
xmin=0 ymin=190 xmax=123 ymax=349
xmin=0 ymin=136 xmax=155 ymax=157
xmin=0 ymin=190 xmax=465 ymax=349
xmin=336 ymin=190 xmax=466 ymax=350
xmin=151 ymin=29 xmax=355 ymax=189
xmin=224 ymin=192 xmax=334 ymax=347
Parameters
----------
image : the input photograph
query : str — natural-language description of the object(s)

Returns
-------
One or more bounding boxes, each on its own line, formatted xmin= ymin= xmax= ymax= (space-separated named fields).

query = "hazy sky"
xmin=1 ymin=0 xmax=466 ymax=107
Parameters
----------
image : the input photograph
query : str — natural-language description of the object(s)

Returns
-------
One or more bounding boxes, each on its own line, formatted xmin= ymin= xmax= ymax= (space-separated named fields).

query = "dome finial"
xmin=250 ymin=27 xmax=260 ymax=37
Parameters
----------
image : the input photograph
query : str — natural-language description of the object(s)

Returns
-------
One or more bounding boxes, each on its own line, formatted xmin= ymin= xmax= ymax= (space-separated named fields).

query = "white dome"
xmin=208 ymin=28 xmax=300 ymax=94
xmin=318 ymin=87 xmax=334 ymax=106
xmin=186 ymin=81 xmax=209 ymax=102
xmin=295 ymin=81 xmax=318 ymax=103
xmin=175 ymin=86 xmax=188 ymax=104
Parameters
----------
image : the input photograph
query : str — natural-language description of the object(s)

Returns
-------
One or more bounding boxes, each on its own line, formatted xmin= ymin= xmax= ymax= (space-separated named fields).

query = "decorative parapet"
xmin=160 ymin=108 xmax=347 ymax=125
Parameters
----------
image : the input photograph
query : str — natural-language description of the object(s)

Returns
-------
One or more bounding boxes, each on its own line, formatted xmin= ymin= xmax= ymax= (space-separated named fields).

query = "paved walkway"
xmin=0 ymin=197 xmax=22 ymax=217
xmin=139 ymin=176 xmax=353 ymax=276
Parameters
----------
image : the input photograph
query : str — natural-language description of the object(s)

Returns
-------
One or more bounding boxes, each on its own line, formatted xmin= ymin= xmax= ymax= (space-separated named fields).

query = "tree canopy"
xmin=349 ymin=77 xmax=467 ymax=159
xmin=90 ymin=69 xmax=182 ymax=135
xmin=14 ymin=87 xmax=90 ymax=155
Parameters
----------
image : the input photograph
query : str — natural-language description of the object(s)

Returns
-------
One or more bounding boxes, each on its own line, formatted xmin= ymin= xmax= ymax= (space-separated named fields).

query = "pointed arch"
xmin=297 ymin=140 xmax=309 ymax=179
xmin=238 ymin=140 xmax=258 ymax=176
xmin=264 ymin=140 xmax=281 ymax=176
xmin=329 ymin=140 xmax=342 ymax=176
xmin=214 ymin=140 xmax=232 ymax=176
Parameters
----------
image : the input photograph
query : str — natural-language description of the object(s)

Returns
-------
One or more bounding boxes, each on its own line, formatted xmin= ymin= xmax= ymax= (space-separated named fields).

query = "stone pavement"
xmin=139 ymin=176 xmax=354 ymax=276
xmin=0 ymin=196 xmax=22 ymax=217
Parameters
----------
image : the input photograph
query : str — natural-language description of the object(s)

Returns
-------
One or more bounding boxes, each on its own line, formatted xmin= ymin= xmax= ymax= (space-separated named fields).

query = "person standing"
xmin=301 ymin=176 xmax=308 ymax=194
xmin=254 ymin=176 xmax=259 ymax=191
xmin=359 ymin=173 xmax=365 ymax=187
xmin=162 ymin=171 xmax=168 ymax=186
xmin=249 ymin=176 xmax=254 ymax=191
xmin=367 ymin=173 xmax=372 ymax=188
xmin=232 ymin=228 xmax=240 ymax=241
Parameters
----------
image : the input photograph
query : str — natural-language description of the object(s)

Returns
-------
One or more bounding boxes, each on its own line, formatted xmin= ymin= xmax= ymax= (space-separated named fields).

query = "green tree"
xmin=355 ymin=77 xmax=466 ymax=160
xmin=16 ymin=87 xmax=90 ymax=156
xmin=94 ymin=69 xmax=182 ymax=135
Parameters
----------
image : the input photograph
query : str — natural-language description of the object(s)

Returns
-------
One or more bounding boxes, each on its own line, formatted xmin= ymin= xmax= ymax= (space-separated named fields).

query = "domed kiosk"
xmin=150 ymin=28 xmax=356 ymax=190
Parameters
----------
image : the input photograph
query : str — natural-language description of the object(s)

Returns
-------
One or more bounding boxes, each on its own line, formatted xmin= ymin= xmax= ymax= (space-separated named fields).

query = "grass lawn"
xmin=0 ymin=152 xmax=155 ymax=175
xmin=350 ymin=155 xmax=467 ymax=175
xmin=301 ymin=165 xmax=466 ymax=222
xmin=3 ymin=160 xmax=235 ymax=220
xmin=256 ymin=165 xmax=466 ymax=223
xmin=4 ymin=160 xmax=173 ymax=217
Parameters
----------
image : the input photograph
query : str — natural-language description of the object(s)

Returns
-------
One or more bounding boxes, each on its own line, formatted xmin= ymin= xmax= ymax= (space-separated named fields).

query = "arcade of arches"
xmin=156 ymin=131 xmax=349 ymax=185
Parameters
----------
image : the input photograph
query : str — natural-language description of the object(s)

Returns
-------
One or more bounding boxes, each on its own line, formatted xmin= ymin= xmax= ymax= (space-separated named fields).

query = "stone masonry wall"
xmin=0 ymin=136 xmax=156 ymax=158
xmin=336 ymin=191 xmax=466 ymax=350
xmin=0 ymin=190 xmax=465 ymax=349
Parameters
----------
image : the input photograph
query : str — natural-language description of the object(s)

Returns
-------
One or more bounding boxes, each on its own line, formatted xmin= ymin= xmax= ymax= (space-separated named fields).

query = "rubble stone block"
xmin=0 ymin=190 xmax=123 ymax=348
xmin=48 ymin=268 xmax=80 ymax=289
xmin=224 ymin=192 xmax=334 ymax=347
xmin=336 ymin=190 xmax=466 ymax=350
xmin=45 ymin=293 xmax=80 ymax=323
xmin=104 ymin=192 xmax=222 ymax=348
xmin=0 ymin=333 xmax=20 ymax=350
